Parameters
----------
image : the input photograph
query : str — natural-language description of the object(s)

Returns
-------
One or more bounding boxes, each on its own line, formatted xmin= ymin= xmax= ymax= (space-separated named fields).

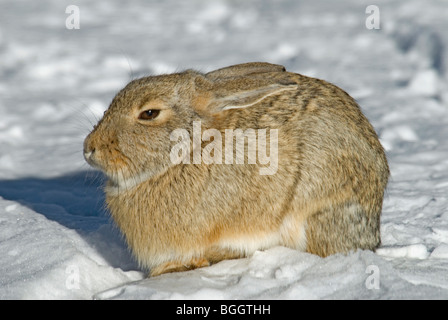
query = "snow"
xmin=1 ymin=0 xmax=448 ymax=299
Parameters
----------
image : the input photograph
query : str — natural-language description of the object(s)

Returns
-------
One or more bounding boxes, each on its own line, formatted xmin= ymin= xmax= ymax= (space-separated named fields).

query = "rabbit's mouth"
xmin=83 ymin=148 xmax=130 ymax=190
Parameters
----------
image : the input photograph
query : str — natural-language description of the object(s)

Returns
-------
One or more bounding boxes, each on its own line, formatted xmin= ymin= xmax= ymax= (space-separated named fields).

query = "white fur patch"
xmin=217 ymin=232 xmax=282 ymax=256
xmin=216 ymin=219 xmax=307 ymax=256
xmin=105 ymin=170 xmax=154 ymax=195
xmin=279 ymin=215 xmax=308 ymax=251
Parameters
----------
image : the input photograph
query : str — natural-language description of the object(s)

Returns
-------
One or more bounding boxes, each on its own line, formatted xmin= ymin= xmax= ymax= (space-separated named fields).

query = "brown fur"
xmin=84 ymin=62 xmax=389 ymax=276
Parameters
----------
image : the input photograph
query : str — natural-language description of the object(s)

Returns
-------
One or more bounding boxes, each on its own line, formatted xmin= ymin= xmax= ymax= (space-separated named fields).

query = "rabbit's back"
xmin=283 ymin=73 xmax=388 ymax=256
xmin=204 ymin=71 xmax=389 ymax=257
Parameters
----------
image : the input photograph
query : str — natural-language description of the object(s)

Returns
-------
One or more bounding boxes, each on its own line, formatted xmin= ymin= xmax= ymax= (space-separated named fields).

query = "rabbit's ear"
xmin=193 ymin=72 xmax=297 ymax=113
xmin=206 ymin=62 xmax=286 ymax=80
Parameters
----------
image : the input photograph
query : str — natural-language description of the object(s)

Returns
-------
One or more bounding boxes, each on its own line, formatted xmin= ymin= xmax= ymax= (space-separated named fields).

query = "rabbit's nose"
xmin=84 ymin=147 xmax=102 ymax=169
xmin=83 ymin=138 xmax=97 ymax=164
xmin=84 ymin=148 xmax=95 ymax=160
xmin=83 ymin=146 xmax=95 ymax=164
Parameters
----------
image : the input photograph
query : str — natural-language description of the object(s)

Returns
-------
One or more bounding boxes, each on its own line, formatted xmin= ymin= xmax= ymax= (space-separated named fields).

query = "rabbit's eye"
xmin=139 ymin=109 xmax=160 ymax=120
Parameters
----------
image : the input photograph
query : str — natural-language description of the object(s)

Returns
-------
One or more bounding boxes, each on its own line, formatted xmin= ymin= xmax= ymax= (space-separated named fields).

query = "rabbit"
xmin=84 ymin=62 xmax=389 ymax=277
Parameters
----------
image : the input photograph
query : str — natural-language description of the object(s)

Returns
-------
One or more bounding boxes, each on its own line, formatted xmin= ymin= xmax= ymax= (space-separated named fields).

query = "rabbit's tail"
xmin=305 ymin=202 xmax=381 ymax=257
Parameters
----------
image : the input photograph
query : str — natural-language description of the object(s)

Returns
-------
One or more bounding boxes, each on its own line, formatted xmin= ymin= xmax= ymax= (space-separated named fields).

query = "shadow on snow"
xmin=0 ymin=170 xmax=139 ymax=271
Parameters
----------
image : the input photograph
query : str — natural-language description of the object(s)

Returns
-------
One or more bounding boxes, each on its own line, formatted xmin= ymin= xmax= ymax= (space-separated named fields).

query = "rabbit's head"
xmin=83 ymin=63 xmax=297 ymax=191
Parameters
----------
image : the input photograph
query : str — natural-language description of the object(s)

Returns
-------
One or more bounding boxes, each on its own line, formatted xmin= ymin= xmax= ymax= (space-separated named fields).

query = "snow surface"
xmin=1 ymin=0 xmax=448 ymax=299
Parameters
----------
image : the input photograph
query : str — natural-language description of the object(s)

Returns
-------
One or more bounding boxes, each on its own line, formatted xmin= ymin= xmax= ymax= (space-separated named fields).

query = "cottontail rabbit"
xmin=84 ymin=62 xmax=389 ymax=276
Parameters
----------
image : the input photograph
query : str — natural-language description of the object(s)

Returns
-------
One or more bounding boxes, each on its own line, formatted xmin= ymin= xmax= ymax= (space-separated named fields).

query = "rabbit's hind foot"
xmin=149 ymin=257 xmax=210 ymax=277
